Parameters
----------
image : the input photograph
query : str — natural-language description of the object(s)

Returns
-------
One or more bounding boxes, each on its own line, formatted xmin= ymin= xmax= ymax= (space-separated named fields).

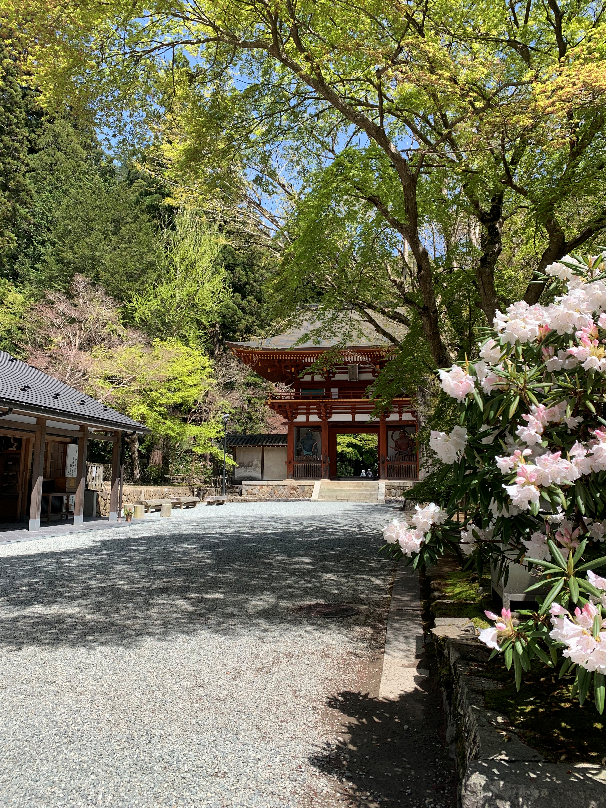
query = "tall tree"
xmin=14 ymin=0 xmax=606 ymax=366
xmin=0 ymin=24 xmax=34 ymax=277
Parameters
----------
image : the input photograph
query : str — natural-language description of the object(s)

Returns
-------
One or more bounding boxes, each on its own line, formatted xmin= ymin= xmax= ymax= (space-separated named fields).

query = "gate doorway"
xmin=329 ymin=427 xmax=379 ymax=479
xmin=335 ymin=433 xmax=378 ymax=478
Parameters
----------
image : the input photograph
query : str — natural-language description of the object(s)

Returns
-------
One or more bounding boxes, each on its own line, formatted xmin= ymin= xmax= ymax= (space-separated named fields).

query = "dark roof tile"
xmin=0 ymin=352 xmax=148 ymax=432
xmin=226 ymin=434 xmax=287 ymax=447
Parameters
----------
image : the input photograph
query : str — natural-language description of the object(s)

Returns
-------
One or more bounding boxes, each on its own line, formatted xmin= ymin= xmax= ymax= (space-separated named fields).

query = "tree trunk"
xmin=476 ymin=196 xmax=504 ymax=326
xmin=149 ymin=444 xmax=163 ymax=467
xmin=127 ymin=433 xmax=141 ymax=483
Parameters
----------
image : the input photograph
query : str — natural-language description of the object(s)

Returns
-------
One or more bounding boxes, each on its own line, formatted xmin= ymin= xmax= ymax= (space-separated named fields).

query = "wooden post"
xmin=109 ymin=430 xmax=121 ymax=521
xmin=73 ymin=430 xmax=88 ymax=526
xmin=29 ymin=418 xmax=47 ymax=530
xmin=286 ymin=421 xmax=295 ymax=479
xmin=379 ymin=416 xmax=387 ymax=480
xmin=321 ymin=417 xmax=330 ymax=479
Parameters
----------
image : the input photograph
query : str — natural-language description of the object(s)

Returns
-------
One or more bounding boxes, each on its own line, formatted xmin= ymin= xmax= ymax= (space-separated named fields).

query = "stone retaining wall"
xmin=431 ymin=618 xmax=606 ymax=807
xmin=240 ymin=481 xmax=315 ymax=500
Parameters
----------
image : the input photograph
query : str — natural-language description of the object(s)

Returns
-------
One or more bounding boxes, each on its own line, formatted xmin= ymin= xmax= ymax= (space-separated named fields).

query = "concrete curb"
xmin=379 ymin=564 xmax=428 ymax=699
xmin=432 ymin=619 xmax=606 ymax=807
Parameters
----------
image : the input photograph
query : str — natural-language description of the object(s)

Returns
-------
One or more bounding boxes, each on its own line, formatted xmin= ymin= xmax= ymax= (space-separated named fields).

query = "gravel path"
xmin=0 ymin=502 xmax=408 ymax=808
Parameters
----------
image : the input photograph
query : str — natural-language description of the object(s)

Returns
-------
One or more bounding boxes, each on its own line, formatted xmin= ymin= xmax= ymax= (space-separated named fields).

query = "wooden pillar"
xmin=29 ymin=418 xmax=47 ymax=530
xmin=378 ymin=416 xmax=387 ymax=480
xmin=73 ymin=430 xmax=88 ymax=526
xmin=109 ymin=430 xmax=121 ymax=521
xmin=321 ymin=418 xmax=330 ymax=479
xmin=286 ymin=421 xmax=295 ymax=479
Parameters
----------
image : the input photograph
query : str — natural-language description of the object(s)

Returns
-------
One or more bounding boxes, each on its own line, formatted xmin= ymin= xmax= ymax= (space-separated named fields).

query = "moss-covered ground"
xmin=428 ymin=557 xmax=606 ymax=764
xmin=484 ymin=664 xmax=606 ymax=764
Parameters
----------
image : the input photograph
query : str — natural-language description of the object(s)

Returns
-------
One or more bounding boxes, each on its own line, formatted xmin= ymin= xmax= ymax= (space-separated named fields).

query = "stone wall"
xmin=431 ymin=618 xmax=606 ymax=807
xmin=385 ymin=481 xmax=415 ymax=498
xmin=241 ymin=480 xmax=314 ymax=500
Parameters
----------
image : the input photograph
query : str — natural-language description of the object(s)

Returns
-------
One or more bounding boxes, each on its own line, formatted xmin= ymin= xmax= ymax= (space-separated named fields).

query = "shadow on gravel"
xmin=0 ymin=509 xmax=394 ymax=648
xmin=311 ymin=687 xmax=457 ymax=808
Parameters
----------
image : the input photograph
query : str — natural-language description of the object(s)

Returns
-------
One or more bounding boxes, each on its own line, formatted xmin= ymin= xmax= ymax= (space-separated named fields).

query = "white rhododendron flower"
xmin=382 ymin=518 xmax=424 ymax=556
xmin=587 ymin=520 xmax=606 ymax=542
xmin=494 ymin=301 xmax=546 ymax=344
xmin=549 ymin=601 xmax=606 ymax=674
xmin=383 ymin=520 xmax=401 ymax=544
xmin=438 ymin=364 xmax=475 ymax=401
xmin=460 ymin=524 xmax=493 ymax=556
xmin=546 ymin=261 xmax=574 ymax=281
xmin=429 ymin=425 xmax=467 ymax=464
xmin=479 ymin=338 xmax=502 ymax=364
xmin=411 ymin=503 xmax=446 ymax=533
xmin=382 ymin=503 xmax=446 ymax=558
xmin=522 ymin=531 xmax=549 ymax=560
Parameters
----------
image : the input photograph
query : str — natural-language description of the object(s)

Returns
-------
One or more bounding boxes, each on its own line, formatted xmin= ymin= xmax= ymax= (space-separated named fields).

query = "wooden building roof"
xmin=227 ymin=312 xmax=402 ymax=352
xmin=0 ymin=351 xmax=148 ymax=432
xmin=226 ymin=434 xmax=287 ymax=447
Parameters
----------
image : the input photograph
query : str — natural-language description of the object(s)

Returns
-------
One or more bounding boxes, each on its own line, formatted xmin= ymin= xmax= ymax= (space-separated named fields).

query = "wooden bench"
xmin=204 ymin=496 xmax=227 ymax=506
xmin=136 ymin=497 xmax=201 ymax=513
xmin=136 ymin=498 xmax=168 ymax=513
xmin=170 ymin=496 xmax=200 ymax=509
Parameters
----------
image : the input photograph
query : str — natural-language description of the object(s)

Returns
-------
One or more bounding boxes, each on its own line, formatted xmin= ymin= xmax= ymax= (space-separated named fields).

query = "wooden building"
xmin=0 ymin=351 xmax=148 ymax=530
xmin=228 ymin=318 xmax=418 ymax=481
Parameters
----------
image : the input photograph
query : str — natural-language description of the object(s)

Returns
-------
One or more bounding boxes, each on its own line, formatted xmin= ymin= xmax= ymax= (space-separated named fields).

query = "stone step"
xmin=316 ymin=479 xmax=379 ymax=503
xmin=321 ymin=482 xmax=378 ymax=489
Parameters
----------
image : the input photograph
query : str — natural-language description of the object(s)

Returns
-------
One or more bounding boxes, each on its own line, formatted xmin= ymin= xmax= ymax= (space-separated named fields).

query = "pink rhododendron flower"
xmin=550 ymin=602 xmax=606 ymax=674
xmin=587 ymin=570 xmax=606 ymax=590
xmin=382 ymin=519 xmax=425 ymax=556
xmin=479 ymin=608 xmax=515 ymax=651
xmin=438 ymin=365 xmax=475 ymax=401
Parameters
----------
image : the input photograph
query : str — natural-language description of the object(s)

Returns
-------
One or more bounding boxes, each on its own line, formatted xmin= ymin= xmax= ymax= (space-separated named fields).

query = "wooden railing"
xmin=385 ymin=459 xmax=418 ymax=480
xmin=293 ymin=459 xmax=322 ymax=478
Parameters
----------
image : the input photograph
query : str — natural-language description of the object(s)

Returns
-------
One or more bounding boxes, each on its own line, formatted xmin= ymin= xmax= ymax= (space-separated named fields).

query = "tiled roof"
xmin=0 ymin=352 xmax=148 ymax=432
xmin=226 ymin=434 xmax=287 ymax=447
xmin=227 ymin=312 xmax=406 ymax=351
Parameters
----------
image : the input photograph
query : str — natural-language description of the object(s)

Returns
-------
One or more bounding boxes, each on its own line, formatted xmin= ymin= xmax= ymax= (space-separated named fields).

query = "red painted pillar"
xmin=321 ymin=417 xmax=329 ymax=479
xmin=379 ymin=416 xmax=387 ymax=479
xmin=287 ymin=421 xmax=295 ymax=479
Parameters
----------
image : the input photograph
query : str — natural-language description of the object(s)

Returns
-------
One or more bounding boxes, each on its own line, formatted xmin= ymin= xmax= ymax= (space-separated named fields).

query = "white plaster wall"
xmin=263 ymin=447 xmax=287 ymax=480
xmin=233 ymin=447 xmax=262 ymax=481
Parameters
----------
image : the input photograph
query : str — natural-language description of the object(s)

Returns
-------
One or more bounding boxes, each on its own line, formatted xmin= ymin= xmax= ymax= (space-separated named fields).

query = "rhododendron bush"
xmin=381 ymin=255 xmax=606 ymax=712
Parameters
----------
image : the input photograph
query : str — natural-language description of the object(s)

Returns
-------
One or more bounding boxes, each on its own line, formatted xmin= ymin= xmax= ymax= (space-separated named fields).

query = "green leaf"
xmin=559 ymin=658 xmax=574 ymax=678
xmin=524 ymin=559 xmax=565 ymax=572
xmin=573 ymin=540 xmax=588 ymax=566
xmin=540 ymin=578 xmax=565 ymax=613
xmin=577 ymin=556 xmax=606 ymax=572
xmin=508 ymin=396 xmax=520 ymax=419
xmin=595 ymin=672 xmax=606 ymax=715
xmin=593 ymin=614 xmax=602 ymax=640
xmin=569 ymin=576 xmax=580 ymax=604
xmin=577 ymin=666 xmax=591 ymax=705
xmin=547 ymin=540 xmax=567 ymax=570
xmin=577 ymin=578 xmax=603 ymax=598
xmin=513 ymin=649 xmax=522 ymax=690
xmin=473 ymin=389 xmax=484 ymax=411
xmin=504 ymin=644 xmax=513 ymax=670
xmin=528 ymin=642 xmax=552 ymax=666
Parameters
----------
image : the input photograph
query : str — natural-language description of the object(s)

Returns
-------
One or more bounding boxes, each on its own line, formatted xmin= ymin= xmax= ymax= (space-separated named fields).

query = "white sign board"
xmin=65 ymin=444 xmax=78 ymax=477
